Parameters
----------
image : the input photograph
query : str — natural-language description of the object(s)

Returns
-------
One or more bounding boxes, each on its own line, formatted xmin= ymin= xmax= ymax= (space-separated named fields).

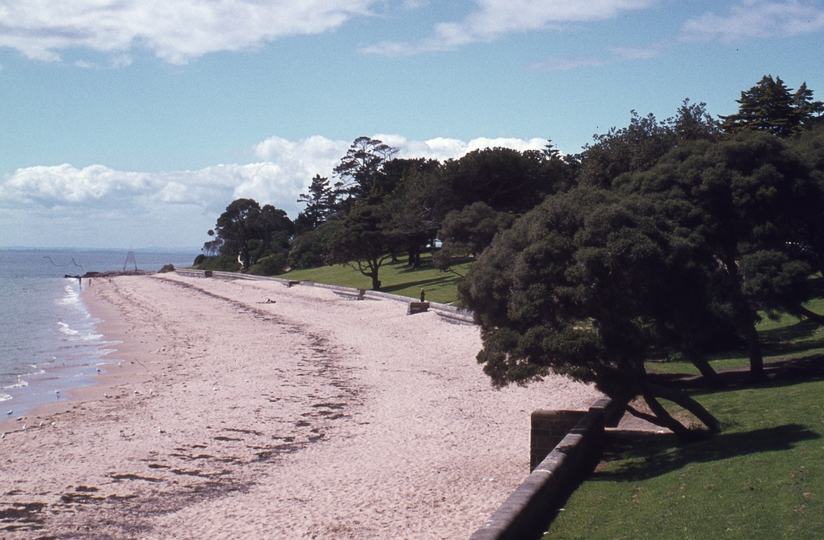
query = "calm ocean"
xmin=0 ymin=249 xmax=196 ymax=418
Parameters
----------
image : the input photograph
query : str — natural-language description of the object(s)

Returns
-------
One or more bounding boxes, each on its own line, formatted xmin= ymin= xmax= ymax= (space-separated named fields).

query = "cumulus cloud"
xmin=363 ymin=0 xmax=657 ymax=55
xmin=376 ymin=134 xmax=548 ymax=160
xmin=0 ymin=0 xmax=375 ymax=64
xmin=0 ymin=134 xmax=547 ymax=221
xmin=681 ymin=0 xmax=824 ymax=43
xmin=0 ymin=133 xmax=550 ymax=247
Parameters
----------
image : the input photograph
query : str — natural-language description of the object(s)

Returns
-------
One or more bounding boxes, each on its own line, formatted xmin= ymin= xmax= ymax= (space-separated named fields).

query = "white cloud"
xmin=681 ymin=0 xmax=824 ymax=43
xmin=363 ymin=0 xmax=658 ymax=55
xmin=0 ymin=0 xmax=375 ymax=64
xmin=0 ymin=134 xmax=548 ymax=247
xmin=528 ymin=56 xmax=607 ymax=71
xmin=376 ymin=134 xmax=548 ymax=160
xmin=1 ymin=134 xmax=547 ymax=211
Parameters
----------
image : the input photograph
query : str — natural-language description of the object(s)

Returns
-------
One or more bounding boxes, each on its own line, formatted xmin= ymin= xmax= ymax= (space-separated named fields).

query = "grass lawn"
xmin=543 ymin=299 xmax=824 ymax=539
xmin=543 ymin=372 xmax=824 ymax=539
xmin=648 ymin=296 xmax=824 ymax=377
xmin=277 ymin=252 xmax=471 ymax=305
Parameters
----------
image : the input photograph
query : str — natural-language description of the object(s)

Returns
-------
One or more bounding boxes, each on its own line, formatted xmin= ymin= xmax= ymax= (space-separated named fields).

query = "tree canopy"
xmin=459 ymin=187 xmax=721 ymax=436
xmin=720 ymin=75 xmax=824 ymax=137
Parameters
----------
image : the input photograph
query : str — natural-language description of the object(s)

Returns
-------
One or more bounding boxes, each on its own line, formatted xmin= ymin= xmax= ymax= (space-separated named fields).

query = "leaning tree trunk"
xmin=725 ymin=253 xmax=765 ymax=380
xmin=683 ymin=349 xmax=726 ymax=388
xmin=741 ymin=315 xmax=764 ymax=380
xmin=646 ymin=383 xmax=720 ymax=432
xmin=626 ymin=383 xmax=720 ymax=441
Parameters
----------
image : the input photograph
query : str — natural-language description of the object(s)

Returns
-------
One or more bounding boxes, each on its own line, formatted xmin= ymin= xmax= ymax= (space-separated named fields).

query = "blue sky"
xmin=2 ymin=0 xmax=823 ymax=250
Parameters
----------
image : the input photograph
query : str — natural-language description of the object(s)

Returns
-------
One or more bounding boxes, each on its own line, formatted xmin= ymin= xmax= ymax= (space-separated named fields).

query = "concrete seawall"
xmin=470 ymin=397 xmax=619 ymax=540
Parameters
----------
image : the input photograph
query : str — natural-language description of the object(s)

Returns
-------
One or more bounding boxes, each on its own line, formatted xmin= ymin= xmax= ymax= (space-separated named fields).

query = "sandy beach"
xmin=0 ymin=273 xmax=601 ymax=539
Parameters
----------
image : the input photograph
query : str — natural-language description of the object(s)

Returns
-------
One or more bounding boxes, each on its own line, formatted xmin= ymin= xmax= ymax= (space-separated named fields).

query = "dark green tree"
xmin=576 ymin=101 xmax=719 ymax=189
xmin=434 ymin=202 xmax=515 ymax=272
xmin=296 ymin=174 xmax=335 ymax=232
xmin=326 ymin=204 xmax=399 ymax=290
xmin=460 ymin=187 xmax=721 ymax=437
xmin=719 ymin=76 xmax=823 ymax=137
xmin=438 ymin=146 xmax=557 ymax=213
xmin=792 ymin=123 xmax=824 ymax=275
xmin=213 ymin=198 xmax=262 ymax=270
xmin=381 ymin=159 xmax=444 ymax=268
xmin=333 ymin=137 xmax=397 ymax=213
xmin=287 ymin=221 xmax=341 ymax=270
xmin=615 ymin=131 xmax=824 ymax=378
xmin=209 ymin=198 xmax=294 ymax=273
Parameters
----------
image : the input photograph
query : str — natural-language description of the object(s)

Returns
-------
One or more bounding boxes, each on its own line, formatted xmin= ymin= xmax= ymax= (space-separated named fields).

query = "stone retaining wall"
xmin=469 ymin=397 xmax=617 ymax=540
xmin=529 ymin=410 xmax=588 ymax=472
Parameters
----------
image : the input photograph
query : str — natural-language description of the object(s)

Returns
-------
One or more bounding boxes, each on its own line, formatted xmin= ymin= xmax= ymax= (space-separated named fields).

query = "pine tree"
xmin=720 ymin=75 xmax=823 ymax=137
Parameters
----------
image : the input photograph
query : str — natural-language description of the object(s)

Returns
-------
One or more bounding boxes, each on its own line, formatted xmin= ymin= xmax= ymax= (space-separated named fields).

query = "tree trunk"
xmin=724 ymin=251 xmax=764 ymax=379
xmin=407 ymin=242 xmax=421 ymax=268
xmin=741 ymin=315 xmax=764 ymax=380
xmin=637 ymin=390 xmax=692 ymax=439
xmin=683 ymin=350 xmax=726 ymax=387
xmin=647 ymin=383 xmax=720 ymax=432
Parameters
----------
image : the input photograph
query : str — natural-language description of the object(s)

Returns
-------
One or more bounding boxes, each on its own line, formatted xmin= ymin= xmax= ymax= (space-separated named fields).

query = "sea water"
xmin=0 ymin=249 xmax=196 ymax=418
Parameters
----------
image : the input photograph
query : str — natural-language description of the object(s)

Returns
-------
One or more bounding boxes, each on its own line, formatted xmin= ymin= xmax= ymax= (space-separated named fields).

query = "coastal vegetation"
xmin=196 ymin=75 xmax=824 ymax=435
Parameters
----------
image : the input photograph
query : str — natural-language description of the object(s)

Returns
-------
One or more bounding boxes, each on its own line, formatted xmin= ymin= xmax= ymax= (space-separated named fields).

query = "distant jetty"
xmin=65 ymin=269 xmax=154 ymax=279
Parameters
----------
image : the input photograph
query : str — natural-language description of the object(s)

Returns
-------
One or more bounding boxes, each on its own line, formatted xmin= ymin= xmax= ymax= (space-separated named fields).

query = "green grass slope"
xmin=277 ymin=253 xmax=471 ymax=305
xmin=544 ymin=300 xmax=824 ymax=539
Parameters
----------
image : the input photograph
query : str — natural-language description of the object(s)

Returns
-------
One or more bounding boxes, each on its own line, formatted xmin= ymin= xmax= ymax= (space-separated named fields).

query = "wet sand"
xmin=0 ymin=273 xmax=600 ymax=538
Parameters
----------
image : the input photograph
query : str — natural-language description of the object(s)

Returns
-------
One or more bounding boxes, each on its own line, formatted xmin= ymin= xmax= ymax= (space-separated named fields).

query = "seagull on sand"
xmin=6 ymin=410 xmax=11 ymax=416
xmin=22 ymin=424 xmax=27 ymax=433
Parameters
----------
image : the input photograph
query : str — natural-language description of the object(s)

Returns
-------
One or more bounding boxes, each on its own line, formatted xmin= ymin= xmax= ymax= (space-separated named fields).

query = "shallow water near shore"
xmin=0 ymin=249 xmax=196 ymax=418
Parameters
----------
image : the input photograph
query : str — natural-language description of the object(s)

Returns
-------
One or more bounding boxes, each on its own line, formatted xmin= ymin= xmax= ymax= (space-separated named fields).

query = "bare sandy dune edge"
xmin=0 ymin=274 xmax=600 ymax=539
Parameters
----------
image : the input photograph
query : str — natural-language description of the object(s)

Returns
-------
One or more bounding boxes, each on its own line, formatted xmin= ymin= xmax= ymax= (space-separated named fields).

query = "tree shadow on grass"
xmin=649 ymin=353 xmax=824 ymax=391
xmin=379 ymin=275 xmax=461 ymax=295
xmin=593 ymin=423 xmax=820 ymax=482
xmin=758 ymin=319 xmax=824 ymax=344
